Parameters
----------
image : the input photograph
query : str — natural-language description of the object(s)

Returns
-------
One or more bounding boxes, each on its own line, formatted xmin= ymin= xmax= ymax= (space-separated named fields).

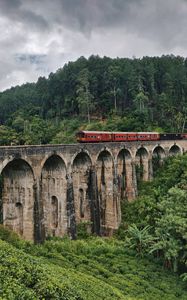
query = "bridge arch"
xmin=96 ymin=147 xmax=114 ymax=163
xmin=1 ymin=158 xmax=35 ymax=240
xmin=152 ymin=145 xmax=166 ymax=174
xmin=72 ymin=151 xmax=92 ymax=224
xmin=169 ymin=144 xmax=182 ymax=156
xmin=135 ymin=147 xmax=149 ymax=181
xmin=136 ymin=146 xmax=149 ymax=158
xmin=40 ymin=153 xmax=67 ymax=174
xmin=96 ymin=149 xmax=117 ymax=233
xmin=41 ymin=154 xmax=67 ymax=238
xmin=152 ymin=145 xmax=166 ymax=158
xmin=0 ymin=156 xmax=34 ymax=177
xmin=71 ymin=149 xmax=93 ymax=167
xmin=116 ymin=147 xmax=133 ymax=161
xmin=117 ymin=148 xmax=134 ymax=200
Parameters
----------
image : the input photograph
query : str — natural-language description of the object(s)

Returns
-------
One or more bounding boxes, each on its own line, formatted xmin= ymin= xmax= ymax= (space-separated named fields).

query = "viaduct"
xmin=0 ymin=140 xmax=186 ymax=242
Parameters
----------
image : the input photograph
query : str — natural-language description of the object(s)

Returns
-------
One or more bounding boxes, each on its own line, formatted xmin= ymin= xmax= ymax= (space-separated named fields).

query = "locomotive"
xmin=76 ymin=131 xmax=187 ymax=143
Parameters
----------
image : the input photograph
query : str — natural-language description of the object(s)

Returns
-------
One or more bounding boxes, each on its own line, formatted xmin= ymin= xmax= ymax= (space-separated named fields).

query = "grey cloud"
xmin=57 ymin=0 xmax=187 ymax=48
xmin=0 ymin=0 xmax=48 ymax=30
xmin=0 ymin=0 xmax=187 ymax=91
xmin=23 ymin=0 xmax=187 ymax=48
xmin=1 ymin=0 xmax=187 ymax=45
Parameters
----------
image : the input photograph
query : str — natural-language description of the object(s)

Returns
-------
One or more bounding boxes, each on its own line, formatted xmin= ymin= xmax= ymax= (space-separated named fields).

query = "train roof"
xmin=78 ymin=131 xmax=112 ymax=134
xmin=136 ymin=132 xmax=159 ymax=134
xmin=78 ymin=131 xmax=159 ymax=134
xmin=112 ymin=132 xmax=159 ymax=134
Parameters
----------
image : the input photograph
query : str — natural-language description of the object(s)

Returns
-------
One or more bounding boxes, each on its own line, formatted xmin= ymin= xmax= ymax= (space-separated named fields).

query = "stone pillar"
xmin=126 ymin=159 xmax=137 ymax=200
xmin=132 ymin=160 xmax=138 ymax=198
xmin=66 ymin=173 xmax=77 ymax=239
xmin=148 ymin=158 xmax=153 ymax=181
xmin=142 ymin=158 xmax=149 ymax=181
xmin=34 ymin=178 xmax=45 ymax=243
xmin=87 ymin=166 xmax=100 ymax=235
xmin=114 ymin=162 xmax=121 ymax=228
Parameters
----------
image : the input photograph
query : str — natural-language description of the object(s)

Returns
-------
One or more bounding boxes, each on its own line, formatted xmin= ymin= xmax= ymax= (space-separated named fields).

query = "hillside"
xmin=1 ymin=55 xmax=187 ymax=145
xmin=0 ymin=232 xmax=186 ymax=300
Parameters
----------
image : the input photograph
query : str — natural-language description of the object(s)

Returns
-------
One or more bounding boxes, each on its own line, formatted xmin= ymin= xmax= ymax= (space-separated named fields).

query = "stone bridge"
xmin=0 ymin=140 xmax=186 ymax=242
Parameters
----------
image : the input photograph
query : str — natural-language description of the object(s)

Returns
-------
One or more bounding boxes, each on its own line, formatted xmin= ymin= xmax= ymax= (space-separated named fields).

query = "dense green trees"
xmin=1 ymin=55 xmax=187 ymax=145
xmin=120 ymin=154 xmax=187 ymax=278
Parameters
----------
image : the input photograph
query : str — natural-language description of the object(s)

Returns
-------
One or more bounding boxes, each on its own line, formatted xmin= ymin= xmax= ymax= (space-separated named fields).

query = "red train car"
xmin=136 ymin=132 xmax=160 ymax=141
xmin=113 ymin=132 xmax=140 ymax=142
xmin=76 ymin=131 xmax=160 ymax=143
xmin=76 ymin=131 xmax=112 ymax=143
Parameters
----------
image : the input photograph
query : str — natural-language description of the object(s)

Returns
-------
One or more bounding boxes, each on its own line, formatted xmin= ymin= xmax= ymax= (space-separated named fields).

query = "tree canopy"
xmin=1 ymin=54 xmax=187 ymax=145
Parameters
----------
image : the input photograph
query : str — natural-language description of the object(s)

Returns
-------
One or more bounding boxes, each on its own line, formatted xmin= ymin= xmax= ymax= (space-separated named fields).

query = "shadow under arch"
xmin=169 ymin=144 xmax=182 ymax=156
xmin=136 ymin=146 xmax=149 ymax=159
xmin=72 ymin=151 xmax=92 ymax=169
xmin=152 ymin=145 xmax=166 ymax=158
xmin=135 ymin=147 xmax=149 ymax=182
xmin=41 ymin=154 xmax=67 ymax=239
xmin=117 ymin=149 xmax=132 ymax=200
xmin=96 ymin=147 xmax=114 ymax=163
xmin=1 ymin=158 xmax=35 ymax=241
xmin=96 ymin=149 xmax=117 ymax=234
xmin=152 ymin=146 xmax=166 ymax=174
xmin=71 ymin=149 xmax=93 ymax=167
xmin=72 ymin=151 xmax=93 ymax=228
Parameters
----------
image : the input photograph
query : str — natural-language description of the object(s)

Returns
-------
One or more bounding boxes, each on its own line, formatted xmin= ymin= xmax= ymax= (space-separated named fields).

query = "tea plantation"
xmin=0 ymin=229 xmax=186 ymax=300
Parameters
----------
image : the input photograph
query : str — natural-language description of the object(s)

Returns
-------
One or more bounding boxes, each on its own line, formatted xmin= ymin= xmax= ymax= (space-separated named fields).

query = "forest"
xmin=1 ymin=54 xmax=187 ymax=145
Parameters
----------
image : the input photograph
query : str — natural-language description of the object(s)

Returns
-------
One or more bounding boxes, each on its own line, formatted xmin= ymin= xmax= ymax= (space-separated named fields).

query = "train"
xmin=76 ymin=131 xmax=187 ymax=143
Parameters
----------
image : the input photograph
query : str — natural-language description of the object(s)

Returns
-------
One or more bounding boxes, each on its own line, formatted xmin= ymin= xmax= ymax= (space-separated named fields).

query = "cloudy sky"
xmin=1 ymin=0 xmax=187 ymax=91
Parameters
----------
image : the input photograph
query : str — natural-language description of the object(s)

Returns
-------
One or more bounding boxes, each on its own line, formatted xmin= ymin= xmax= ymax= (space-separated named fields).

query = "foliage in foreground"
xmin=0 ymin=232 xmax=186 ymax=300
xmin=119 ymin=154 xmax=187 ymax=277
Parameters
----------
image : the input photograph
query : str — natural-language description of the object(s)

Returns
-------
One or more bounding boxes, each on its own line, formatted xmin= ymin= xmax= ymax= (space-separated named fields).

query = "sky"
xmin=1 ymin=0 xmax=187 ymax=91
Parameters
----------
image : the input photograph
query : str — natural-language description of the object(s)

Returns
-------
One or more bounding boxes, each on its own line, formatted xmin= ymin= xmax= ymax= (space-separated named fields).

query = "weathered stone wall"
xmin=1 ymin=159 xmax=34 ymax=240
xmin=41 ymin=155 xmax=67 ymax=238
xmin=0 ymin=140 xmax=185 ymax=241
